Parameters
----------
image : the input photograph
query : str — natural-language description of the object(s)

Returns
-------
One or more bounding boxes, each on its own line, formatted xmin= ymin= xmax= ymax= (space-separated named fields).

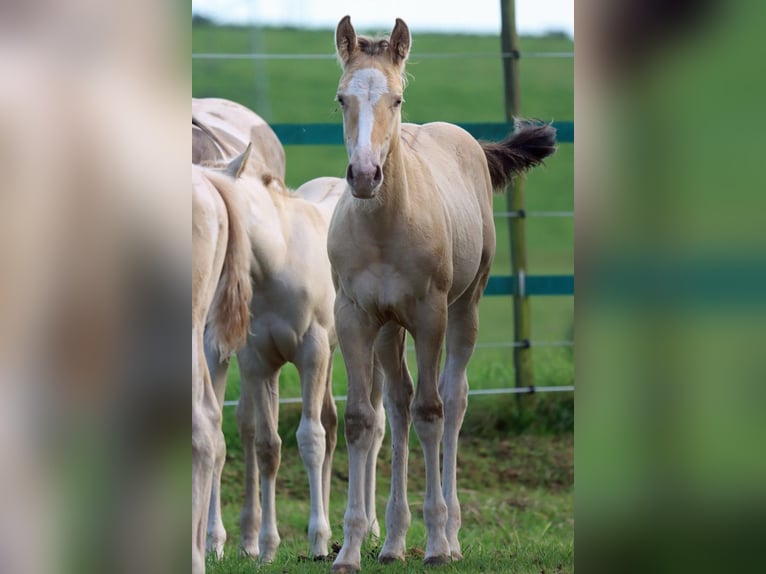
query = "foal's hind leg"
xmin=236 ymin=347 xmax=281 ymax=561
xmin=365 ymin=357 xmax=386 ymax=539
xmin=320 ymin=356 xmax=338 ymax=536
xmin=440 ymin=272 xmax=489 ymax=560
xmin=204 ymin=337 xmax=230 ymax=559
xmin=192 ymin=328 xmax=222 ymax=574
xmin=295 ymin=328 xmax=333 ymax=558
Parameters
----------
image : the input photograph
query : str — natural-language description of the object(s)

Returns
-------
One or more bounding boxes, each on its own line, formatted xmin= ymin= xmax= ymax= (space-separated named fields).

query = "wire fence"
xmin=192 ymin=51 xmax=574 ymax=61
xmin=222 ymin=384 xmax=574 ymax=408
xmin=222 ymin=339 xmax=574 ymax=408
xmin=494 ymin=210 xmax=573 ymax=218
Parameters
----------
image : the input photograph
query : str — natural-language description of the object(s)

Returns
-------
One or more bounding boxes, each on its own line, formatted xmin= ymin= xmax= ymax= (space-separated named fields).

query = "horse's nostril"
xmin=373 ymin=165 xmax=382 ymax=183
xmin=346 ymin=164 xmax=354 ymax=182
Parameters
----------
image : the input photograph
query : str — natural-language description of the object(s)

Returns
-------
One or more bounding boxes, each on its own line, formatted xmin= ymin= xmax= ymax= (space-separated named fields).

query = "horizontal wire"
xmin=473 ymin=340 xmax=574 ymax=348
xmin=397 ymin=341 xmax=573 ymax=351
xmin=494 ymin=211 xmax=574 ymax=218
xmin=192 ymin=52 xmax=574 ymax=61
xmin=222 ymin=385 xmax=574 ymax=408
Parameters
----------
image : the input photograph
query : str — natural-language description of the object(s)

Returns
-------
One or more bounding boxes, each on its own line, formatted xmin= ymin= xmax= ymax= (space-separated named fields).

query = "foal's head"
xmin=334 ymin=16 xmax=411 ymax=199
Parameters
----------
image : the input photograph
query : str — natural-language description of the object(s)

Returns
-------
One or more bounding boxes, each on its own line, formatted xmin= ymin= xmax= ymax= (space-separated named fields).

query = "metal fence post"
xmin=500 ymin=0 xmax=534 ymax=389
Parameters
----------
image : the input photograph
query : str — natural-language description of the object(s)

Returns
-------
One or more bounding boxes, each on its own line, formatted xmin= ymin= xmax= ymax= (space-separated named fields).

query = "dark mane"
xmin=357 ymin=35 xmax=390 ymax=56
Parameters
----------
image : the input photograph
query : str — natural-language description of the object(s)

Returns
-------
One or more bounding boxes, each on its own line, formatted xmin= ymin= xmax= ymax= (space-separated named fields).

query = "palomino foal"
xmin=328 ymin=17 xmax=557 ymax=572
xmin=192 ymin=149 xmax=253 ymax=574
xmin=206 ymin=163 xmax=346 ymax=562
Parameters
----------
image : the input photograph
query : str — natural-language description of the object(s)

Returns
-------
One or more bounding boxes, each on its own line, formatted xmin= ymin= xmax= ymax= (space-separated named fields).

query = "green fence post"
xmin=500 ymin=0 xmax=534 ymax=390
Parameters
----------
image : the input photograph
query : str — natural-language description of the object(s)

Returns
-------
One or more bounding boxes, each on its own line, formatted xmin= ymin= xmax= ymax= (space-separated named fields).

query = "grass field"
xmin=193 ymin=20 xmax=574 ymax=574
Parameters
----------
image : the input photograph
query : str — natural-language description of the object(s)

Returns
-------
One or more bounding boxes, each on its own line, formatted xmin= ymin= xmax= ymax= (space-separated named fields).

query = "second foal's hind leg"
xmin=440 ymin=273 xmax=488 ymax=560
xmin=320 ymin=357 xmax=338 ymax=541
xmin=204 ymin=338 xmax=230 ymax=558
xmin=236 ymin=348 xmax=281 ymax=561
xmin=295 ymin=330 xmax=333 ymax=558
xmin=365 ymin=357 xmax=386 ymax=539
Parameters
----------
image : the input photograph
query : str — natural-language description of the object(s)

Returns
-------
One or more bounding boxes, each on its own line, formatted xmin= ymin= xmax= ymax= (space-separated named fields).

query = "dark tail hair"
xmin=481 ymin=120 xmax=558 ymax=190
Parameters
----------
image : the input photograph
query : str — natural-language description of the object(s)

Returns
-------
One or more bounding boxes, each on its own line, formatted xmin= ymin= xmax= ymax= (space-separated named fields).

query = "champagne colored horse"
xmin=192 ymin=98 xmax=289 ymax=559
xmin=192 ymin=149 xmax=254 ymax=574
xmin=200 ymin=134 xmax=349 ymax=561
xmin=192 ymin=97 xmax=285 ymax=178
xmin=228 ymin=171 xmax=345 ymax=562
xmin=328 ymin=17 xmax=557 ymax=572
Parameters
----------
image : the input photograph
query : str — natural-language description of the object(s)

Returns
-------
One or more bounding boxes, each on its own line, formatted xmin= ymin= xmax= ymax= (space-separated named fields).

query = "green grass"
xmin=209 ymin=421 xmax=573 ymax=574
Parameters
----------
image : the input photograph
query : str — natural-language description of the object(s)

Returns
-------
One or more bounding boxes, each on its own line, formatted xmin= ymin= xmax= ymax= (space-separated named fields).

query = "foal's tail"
xmin=481 ymin=120 xmax=558 ymax=191
xmin=208 ymin=145 xmax=254 ymax=358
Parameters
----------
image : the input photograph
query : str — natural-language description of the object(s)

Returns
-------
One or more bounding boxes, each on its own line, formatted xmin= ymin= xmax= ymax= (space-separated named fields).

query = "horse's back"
xmin=294 ymin=176 xmax=346 ymax=222
xmin=192 ymin=97 xmax=286 ymax=179
xmin=400 ymin=122 xmax=496 ymax=301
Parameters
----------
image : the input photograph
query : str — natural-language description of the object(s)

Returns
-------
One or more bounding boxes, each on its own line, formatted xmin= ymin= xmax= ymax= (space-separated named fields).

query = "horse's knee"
xmin=441 ymin=380 xmax=468 ymax=418
xmin=255 ymin=435 xmax=282 ymax=476
xmin=192 ymin=413 xmax=219 ymax=465
xmin=344 ymin=402 xmax=376 ymax=448
xmin=297 ymin=417 xmax=326 ymax=467
xmin=412 ymin=398 xmax=444 ymax=425
xmin=412 ymin=397 xmax=444 ymax=443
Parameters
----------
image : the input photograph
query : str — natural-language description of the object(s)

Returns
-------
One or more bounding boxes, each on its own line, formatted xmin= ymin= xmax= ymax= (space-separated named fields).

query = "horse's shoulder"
xmin=402 ymin=122 xmax=479 ymax=155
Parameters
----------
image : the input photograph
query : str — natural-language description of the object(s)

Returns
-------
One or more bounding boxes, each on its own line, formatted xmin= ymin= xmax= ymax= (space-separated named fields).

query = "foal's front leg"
xmin=411 ymin=298 xmax=451 ymax=565
xmin=332 ymin=295 xmax=380 ymax=574
xmin=376 ymin=324 xmax=414 ymax=563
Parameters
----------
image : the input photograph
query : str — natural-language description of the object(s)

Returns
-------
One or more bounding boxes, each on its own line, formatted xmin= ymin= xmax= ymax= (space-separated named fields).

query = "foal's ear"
xmin=335 ymin=15 xmax=357 ymax=66
xmin=226 ymin=142 xmax=252 ymax=180
xmin=389 ymin=18 xmax=411 ymax=65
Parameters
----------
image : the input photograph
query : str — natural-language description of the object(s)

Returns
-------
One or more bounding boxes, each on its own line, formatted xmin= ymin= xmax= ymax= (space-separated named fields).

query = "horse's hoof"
xmin=238 ymin=545 xmax=259 ymax=560
xmin=424 ymin=554 xmax=452 ymax=566
xmin=332 ymin=562 xmax=360 ymax=573
xmin=451 ymin=550 xmax=464 ymax=561
xmin=378 ymin=553 xmax=405 ymax=564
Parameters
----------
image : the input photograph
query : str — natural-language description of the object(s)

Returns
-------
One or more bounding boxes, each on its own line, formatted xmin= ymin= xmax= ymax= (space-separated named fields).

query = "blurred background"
xmin=2 ymin=0 xmax=764 ymax=573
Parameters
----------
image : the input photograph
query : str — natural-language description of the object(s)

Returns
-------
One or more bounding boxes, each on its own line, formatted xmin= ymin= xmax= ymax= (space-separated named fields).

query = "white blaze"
xmin=345 ymin=68 xmax=389 ymax=154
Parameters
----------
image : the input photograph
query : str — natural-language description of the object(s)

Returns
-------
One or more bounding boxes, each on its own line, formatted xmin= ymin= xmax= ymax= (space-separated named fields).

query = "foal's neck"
xmin=377 ymin=130 xmax=409 ymax=215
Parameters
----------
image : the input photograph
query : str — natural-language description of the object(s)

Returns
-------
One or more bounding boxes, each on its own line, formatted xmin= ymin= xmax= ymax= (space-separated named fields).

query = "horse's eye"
xmin=337 ymin=95 xmax=345 ymax=107
xmin=394 ymin=98 xmax=403 ymax=107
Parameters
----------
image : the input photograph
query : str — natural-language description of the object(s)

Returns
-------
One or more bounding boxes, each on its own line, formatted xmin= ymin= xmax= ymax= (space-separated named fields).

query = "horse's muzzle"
xmin=346 ymin=163 xmax=383 ymax=198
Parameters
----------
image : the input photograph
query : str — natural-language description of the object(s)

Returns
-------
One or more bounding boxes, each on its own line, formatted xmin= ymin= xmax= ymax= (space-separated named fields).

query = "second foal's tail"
xmin=207 ymin=145 xmax=254 ymax=358
xmin=481 ymin=120 xmax=558 ymax=191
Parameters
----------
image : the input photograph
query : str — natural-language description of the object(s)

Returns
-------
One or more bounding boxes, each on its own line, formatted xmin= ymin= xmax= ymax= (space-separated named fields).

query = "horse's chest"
xmin=343 ymin=261 xmax=424 ymax=316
